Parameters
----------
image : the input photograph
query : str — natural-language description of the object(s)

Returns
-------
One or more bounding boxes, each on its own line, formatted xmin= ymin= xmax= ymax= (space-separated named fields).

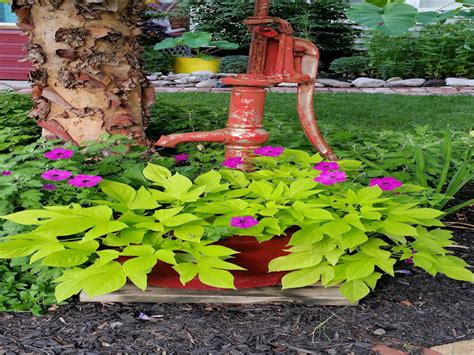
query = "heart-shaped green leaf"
xmin=347 ymin=3 xmax=417 ymax=35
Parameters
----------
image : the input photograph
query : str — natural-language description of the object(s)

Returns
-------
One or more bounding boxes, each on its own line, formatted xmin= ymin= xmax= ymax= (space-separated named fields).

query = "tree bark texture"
xmin=13 ymin=0 xmax=155 ymax=145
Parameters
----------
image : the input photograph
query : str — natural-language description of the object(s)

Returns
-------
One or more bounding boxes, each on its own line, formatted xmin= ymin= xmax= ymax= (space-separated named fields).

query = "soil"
xmin=0 ymin=195 xmax=472 ymax=354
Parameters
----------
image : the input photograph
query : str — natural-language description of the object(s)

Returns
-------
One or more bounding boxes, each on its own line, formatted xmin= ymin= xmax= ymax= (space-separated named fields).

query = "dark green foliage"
xmin=329 ymin=55 xmax=371 ymax=77
xmin=0 ymin=93 xmax=37 ymax=153
xmin=141 ymin=46 xmax=174 ymax=74
xmin=220 ymin=55 xmax=249 ymax=74
xmin=367 ymin=21 xmax=474 ymax=79
xmin=185 ymin=0 xmax=358 ymax=65
xmin=0 ymin=258 xmax=61 ymax=316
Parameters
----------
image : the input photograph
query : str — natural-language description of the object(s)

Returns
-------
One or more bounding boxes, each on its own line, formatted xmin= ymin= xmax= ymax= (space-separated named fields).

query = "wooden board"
xmin=80 ymin=284 xmax=353 ymax=306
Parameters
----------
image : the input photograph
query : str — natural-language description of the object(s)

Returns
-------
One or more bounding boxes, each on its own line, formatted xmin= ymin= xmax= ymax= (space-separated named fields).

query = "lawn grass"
xmin=155 ymin=92 xmax=474 ymax=132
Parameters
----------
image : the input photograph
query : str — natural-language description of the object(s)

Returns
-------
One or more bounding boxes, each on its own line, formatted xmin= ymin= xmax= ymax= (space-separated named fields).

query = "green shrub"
xmin=367 ymin=21 xmax=474 ymax=79
xmin=185 ymin=0 xmax=358 ymax=65
xmin=0 ymin=258 xmax=61 ymax=316
xmin=220 ymin=55 xmax=249 ymax=73
xmin=329 ymin=56 xmax=371 ymax=77
xmin=141 ymin=46 xmax=174 ymax=74
xmin=0 ymin=93 xmax=37 ymax=153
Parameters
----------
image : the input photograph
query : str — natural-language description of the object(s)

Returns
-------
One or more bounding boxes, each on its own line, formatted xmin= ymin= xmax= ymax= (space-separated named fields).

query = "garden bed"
xmin=0 ymin=196 xmax=472 ymax=353
xmin=0 ymin=92 xmax=472 ymax=353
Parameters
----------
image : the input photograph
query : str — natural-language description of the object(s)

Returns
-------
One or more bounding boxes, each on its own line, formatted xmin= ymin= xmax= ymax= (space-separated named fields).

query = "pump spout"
xmin=295 ymin=38 xmax=337 ymax=161
xmin=155 ymin=130 xmax=227 ymax=148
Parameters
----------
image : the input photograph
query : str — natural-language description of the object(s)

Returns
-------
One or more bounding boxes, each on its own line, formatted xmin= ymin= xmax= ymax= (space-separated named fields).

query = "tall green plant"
xmin=366 ymin=21 xmax=474 ymax=79
xmin=347 ymin=0 xmax=473 ymax=35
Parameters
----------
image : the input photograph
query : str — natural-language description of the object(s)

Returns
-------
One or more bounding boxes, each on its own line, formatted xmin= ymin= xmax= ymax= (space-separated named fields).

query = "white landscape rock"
xmin=146 ymin=74 xmax=158 ymax=81
xmin=278 ymin=82 xmax=298 ymax=87
xmin=352 ymin=77 xmax=386 ymax=88
xmin=165 ymin=73 xmax=190 ymax=81
xmin=317 ymin=79 xmax=352 ymax=88
xmin=386 ymin=78 xmax=426 ymax=87
xmin=386 ymin=77 xmax=403 ymax=83
xmin=152 ymin=80 xmax=173 ymax=87
xmin=191 ymin=70 xmax=215 ymax=78
xmin=446 ymin=77 xmax=474 ymax=87
xmin=195 ymin=79 xmax=218 ymax=88
xmin=174 ymin=76 xmax=203 ymax=84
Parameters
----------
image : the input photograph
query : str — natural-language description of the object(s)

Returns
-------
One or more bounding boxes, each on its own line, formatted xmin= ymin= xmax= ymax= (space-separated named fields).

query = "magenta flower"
xmin=43 ymin=148 xmax=74 ymax=160
xmin=41 ymin=169 xmax=72 ymax=181
xmin=1 ymin=170 xmax=12 ymax=176
xmin=254 ymin=146 xmax=285 ymax=157
xmin=404 ymin=257 xmax=414 ymax=266
xmin=222 ymin=157 xmax=245 ymax=169
xmin=369 ymin=177 xmax=403 ymax=191
xmin=230 ymin=216 xmax=260 ymax=229
xmin=314 ymin=170 xmax=347 ymax=186
xmin=174 ymin=153 xmax=189 ymax=162
xmin=68 ymin=174 xmax=103 ymax=188
xmin=313 ymin=162 xmax=340 ymax=171
xmin=42 ymin=184 xmax=57 ymax=191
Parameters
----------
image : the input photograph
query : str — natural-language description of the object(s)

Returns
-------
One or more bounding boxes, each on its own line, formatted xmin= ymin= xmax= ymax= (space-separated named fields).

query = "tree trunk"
xmin=13 ymin=0 xmax=155 ymax=145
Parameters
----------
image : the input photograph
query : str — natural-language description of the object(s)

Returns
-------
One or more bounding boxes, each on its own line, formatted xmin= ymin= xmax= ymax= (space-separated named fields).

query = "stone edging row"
xmin=153 ymin=86 xmax=474 ymax=95
xmin=1 ymin=79 xmax=473 ymax=96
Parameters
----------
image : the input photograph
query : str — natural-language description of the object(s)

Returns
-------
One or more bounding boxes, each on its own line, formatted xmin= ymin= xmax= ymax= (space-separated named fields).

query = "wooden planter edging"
xmin=80 ymin=284 xmax=354 ymax=306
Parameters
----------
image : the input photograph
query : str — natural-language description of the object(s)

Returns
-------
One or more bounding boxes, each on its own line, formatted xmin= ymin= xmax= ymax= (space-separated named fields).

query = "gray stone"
xmin=352 ymin=77 xmax=386 ymax=88
xmin=373 ymin=328 xmax=387 ymax=336
xmin=315 ymin=82 xmax=325 ymax=88
xmin=195 ymin=79 xmax=218 ymax=88
xmin=278 ymin=82 xmax=298 ymax=87
xmin=191 ymin=70 xmax=214 ymax=78
xmin=317 ymin=78 xmax=352 ymax=88
xmin=165 ymin=73 xmax=190 ymax=81
xmin=152 ymin=80 xmax=173 ymax=87
xmin=147 ymin=74 xmax=159 ymax=81
xmin=386 ymin=78 xmax=426 ymax=87
xmin=174 ymin=76 xmax=202 ymax=84
xmin=212 ymin=73 xmax=238 ymax=80
xmin=446 ymin=77 xmax=474 ymax=87
xmin=386 ymin=77 xmax=402 ymax=83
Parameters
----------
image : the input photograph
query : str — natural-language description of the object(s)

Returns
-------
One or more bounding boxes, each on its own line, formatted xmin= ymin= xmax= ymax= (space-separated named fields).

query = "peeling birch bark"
xmin=13 ymin=0 xmax=154 ymax=145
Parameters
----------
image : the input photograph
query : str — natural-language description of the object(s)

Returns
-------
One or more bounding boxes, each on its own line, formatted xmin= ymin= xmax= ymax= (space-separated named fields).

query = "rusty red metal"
xmin=154 ymin=0 xmax=336 ymax=163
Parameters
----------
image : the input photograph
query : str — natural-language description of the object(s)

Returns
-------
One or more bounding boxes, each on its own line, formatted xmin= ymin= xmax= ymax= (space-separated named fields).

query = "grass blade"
xmin=435 ymin=130 xmax=452 ymax=193
xmin=443 ymin=198 xmax=474 ymax=216
xmin=414 ymin=148 xmax=428 ymax=188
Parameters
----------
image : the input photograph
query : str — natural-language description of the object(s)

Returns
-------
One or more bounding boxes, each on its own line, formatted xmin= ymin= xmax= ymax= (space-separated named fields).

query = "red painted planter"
xmin=146 ymin=235 xmax=292 ymax=290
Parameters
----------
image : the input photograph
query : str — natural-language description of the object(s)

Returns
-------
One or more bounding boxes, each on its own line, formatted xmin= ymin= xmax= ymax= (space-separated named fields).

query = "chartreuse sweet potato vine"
xmin=0 ymin=149 xmax=472 ymax=304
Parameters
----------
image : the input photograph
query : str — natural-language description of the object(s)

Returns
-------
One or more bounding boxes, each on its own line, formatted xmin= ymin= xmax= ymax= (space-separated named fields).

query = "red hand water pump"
xmin=155 ymin=0 xmax=336 ymax=163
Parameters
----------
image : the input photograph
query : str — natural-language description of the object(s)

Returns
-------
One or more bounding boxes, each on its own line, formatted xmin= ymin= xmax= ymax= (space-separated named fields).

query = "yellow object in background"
xmin=173 ymin=57 xmax=220 ymax=74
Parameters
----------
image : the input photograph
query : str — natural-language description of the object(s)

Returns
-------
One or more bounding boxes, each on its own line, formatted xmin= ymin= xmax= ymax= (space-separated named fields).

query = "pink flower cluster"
xmin=40 ymin=148 xmax=102 ymax=190
xmin=230 ymin=216 xmax=260 ymax=229
xmin=254 ymin=146 xmax=285 ymax=157
xmin=222 ymin=157 xmax=245 ymax=169
xmin=313 ymin=161 xmax=347 ymax=186
xmin=221 ymin=146 xmax=285 ymax=170
xmin=369 ymin=177 xmax=403 ymax=191
xmin=43 ymin=148 xmax=74 ymax=160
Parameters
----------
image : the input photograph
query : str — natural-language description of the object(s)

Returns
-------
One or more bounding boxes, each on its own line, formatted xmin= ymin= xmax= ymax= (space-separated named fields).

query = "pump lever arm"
xmin=294 ymin=38 xmax=337 ymax=161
